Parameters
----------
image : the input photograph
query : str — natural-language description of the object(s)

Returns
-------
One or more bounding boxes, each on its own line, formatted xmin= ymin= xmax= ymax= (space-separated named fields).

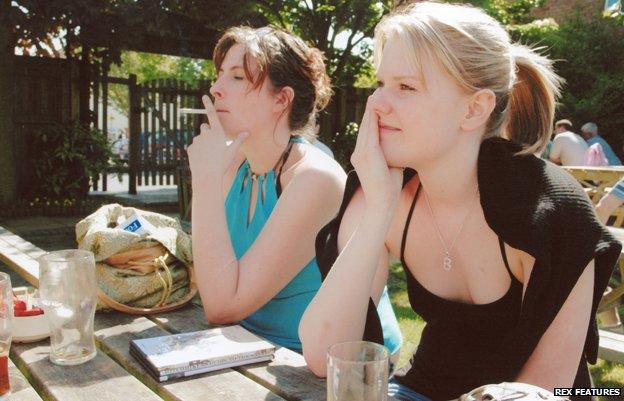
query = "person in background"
xmin=581 ymin=122 xmax=622 ymax=166
xmin=549 ymin=119 xmax=588 ymax=166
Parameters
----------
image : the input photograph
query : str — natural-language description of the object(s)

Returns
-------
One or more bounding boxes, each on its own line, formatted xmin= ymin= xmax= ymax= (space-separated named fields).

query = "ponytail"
xmin=506 ymin=44 xmax=564 ymax=155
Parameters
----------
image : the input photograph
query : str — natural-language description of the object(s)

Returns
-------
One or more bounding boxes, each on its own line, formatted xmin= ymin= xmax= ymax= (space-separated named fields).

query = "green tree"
xmin=482 ymin=0 xmax=545 ymax=25
xmin=255 ymin=0 xmax=393 ymax=87
xmin=9 ymin=0 xmax=263 ymax=59
xmin=510 ymin=15 xmax=624 ymax=156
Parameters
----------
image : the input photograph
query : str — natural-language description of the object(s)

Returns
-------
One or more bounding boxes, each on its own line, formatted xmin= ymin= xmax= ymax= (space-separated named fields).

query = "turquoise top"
xmin=225 ymin=137 xmax=402 ymax=354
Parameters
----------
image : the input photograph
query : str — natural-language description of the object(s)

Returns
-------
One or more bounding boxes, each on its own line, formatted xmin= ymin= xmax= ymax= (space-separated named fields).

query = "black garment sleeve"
xmin=477 ymin=138 xmax=621 ymax=376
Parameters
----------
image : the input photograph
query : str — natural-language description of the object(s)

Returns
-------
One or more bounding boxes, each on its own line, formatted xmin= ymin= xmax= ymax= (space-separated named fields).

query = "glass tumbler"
xmin=38 ymin=250 xmax=97 ymax=365
xmin=327 ymin=341 xmax=389 ymax=401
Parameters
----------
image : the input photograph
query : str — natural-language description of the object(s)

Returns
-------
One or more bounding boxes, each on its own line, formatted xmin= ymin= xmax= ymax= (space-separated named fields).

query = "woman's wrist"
xmin=365 ymin=196 xmax=399 ymax=222
xmin=192 ymin=174 xmax=222 ymax=193
xmin=362 ymin=205 xmax=395 ymax=233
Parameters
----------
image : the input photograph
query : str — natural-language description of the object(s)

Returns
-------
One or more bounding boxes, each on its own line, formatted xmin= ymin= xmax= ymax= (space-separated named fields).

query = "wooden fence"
xmin=93 ymin=63 xmax=373 ymax=194
xmin=12 ymin=56 xmax=80 ymax=198
xmin=92 ymin=66 xmax=208 ymax=193
xmin=319 ymin=86 xmax=373 ymax=138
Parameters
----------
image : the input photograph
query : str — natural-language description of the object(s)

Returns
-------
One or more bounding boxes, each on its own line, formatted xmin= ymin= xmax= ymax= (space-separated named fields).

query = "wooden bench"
xmin=598 ymin=329 xmax=624 ymax=365
xmin=0 ymin=225 xmax=327 ymax=401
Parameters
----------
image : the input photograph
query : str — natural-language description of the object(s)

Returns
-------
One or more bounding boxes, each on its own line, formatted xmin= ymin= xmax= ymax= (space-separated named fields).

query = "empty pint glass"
xmin=327 ymin=341 xmax=389 ymax=401
xmin=38 ymin=250 xmax=97 ymax=365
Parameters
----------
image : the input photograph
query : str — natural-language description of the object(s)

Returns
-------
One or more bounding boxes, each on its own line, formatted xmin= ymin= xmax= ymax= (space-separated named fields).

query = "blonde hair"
xmin=374 ymin=1 xmax=564 ymax=155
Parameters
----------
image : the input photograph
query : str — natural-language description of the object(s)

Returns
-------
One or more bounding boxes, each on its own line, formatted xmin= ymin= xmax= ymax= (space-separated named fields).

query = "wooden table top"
xmin=0 ymin=226 xmax=329 ymax=401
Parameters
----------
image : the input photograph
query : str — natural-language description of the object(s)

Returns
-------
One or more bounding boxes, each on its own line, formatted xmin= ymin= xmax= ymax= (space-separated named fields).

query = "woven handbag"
xmin=76 ymin=204 xmax=197 ymax=314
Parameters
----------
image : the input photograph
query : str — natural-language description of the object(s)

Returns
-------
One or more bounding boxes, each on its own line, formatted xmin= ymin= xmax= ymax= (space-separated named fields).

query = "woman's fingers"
xmin=366 ymin=105 xmax=380 ymax=151
xmin=357 ymin=97 xmax=374 ymax=150
xmin=202 ymin=95 xmax=224 ymax=133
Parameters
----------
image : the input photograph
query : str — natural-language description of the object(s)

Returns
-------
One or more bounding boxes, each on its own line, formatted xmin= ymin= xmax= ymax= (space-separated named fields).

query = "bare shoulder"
xmin=338 ymin=172 xmax=422 ymax=253
xmin=280 ymin=142 xmax=347 ymax=196
xmin=517 ymin=248 xmax=535 ymax=283
xmin=385 ymin=174 xmax=421 ymax=257
xmin=504 ymin=245 xmax=534 ymax=284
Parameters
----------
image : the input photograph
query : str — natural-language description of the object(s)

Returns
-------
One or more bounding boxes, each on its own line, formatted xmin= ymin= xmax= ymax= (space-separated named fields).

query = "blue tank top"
xmin=225 ymin=137 xmax=402 ymax=354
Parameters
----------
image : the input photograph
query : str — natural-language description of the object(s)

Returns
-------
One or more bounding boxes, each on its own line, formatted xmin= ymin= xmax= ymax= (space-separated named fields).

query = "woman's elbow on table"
xmin=202 ymin=305 xmax=244 ymax=325
xmin=299 ymin=320 xmax=331 ymax=377
xmin=301 ymin=344 xmax=328 ymax=378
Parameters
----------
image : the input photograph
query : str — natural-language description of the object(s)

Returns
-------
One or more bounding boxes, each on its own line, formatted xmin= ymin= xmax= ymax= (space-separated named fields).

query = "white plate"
xmin=12 ymin=287 xmax=50 ymax=343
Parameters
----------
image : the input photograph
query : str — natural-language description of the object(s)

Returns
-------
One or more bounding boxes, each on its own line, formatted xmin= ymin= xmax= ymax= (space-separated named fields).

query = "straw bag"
xmin=76 ymin=204 xmax=197 ymax=314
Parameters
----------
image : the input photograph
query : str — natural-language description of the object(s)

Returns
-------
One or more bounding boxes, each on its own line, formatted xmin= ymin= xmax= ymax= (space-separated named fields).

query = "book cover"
xmin=130 ymin=325 xmax=276 ymax=380
xmin=130 ymin=346 xmax=273 ymax=382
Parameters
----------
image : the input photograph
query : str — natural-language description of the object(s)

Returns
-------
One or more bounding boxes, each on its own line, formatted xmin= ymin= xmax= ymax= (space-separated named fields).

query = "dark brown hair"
xmin=213 ymin=26 xmax=332 ymax=139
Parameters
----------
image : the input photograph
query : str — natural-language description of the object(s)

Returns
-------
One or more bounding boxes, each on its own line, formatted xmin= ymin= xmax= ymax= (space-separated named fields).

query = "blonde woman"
xmin=299 ymin=2 xmax=620 ymax=400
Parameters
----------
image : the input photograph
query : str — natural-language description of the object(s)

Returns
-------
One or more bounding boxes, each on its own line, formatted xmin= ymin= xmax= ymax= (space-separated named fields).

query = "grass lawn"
xmin=387 ymin=263 xmax=624 ymax=399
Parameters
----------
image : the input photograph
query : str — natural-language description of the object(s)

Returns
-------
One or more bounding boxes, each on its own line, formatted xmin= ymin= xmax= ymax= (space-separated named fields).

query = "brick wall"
xmin=532 ymin=0 xmax=605 ymax=23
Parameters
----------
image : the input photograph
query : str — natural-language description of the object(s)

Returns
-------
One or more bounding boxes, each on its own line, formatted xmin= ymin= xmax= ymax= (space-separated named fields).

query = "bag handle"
xmin=97 ymin=263 xmax=198 ymax=315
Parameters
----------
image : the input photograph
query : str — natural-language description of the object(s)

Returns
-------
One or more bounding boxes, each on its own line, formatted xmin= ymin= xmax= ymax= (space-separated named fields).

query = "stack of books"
xmin=130 ymin=325 xmax=276 ymax=382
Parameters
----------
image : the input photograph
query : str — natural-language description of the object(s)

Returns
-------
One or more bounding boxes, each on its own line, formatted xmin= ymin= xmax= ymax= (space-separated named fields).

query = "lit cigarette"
xmin=180 ymin=108 xmax=206 ymax=114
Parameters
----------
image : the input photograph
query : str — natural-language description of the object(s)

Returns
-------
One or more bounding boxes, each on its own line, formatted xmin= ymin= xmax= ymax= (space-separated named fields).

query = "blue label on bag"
xmin=117 ymin=211 xmax=154 ymax=236
xmin=124 ymin=220 xmax=142 ymax=233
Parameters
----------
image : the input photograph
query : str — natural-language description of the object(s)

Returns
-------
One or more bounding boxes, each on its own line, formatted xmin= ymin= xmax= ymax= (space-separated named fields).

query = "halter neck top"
xmin=224 ymin=136 xmax=321 ymax=352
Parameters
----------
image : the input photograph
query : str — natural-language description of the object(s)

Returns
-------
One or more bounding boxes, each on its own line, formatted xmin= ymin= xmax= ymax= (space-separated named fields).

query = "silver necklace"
xmin=423 ymin=187 xmax=479 ymax=272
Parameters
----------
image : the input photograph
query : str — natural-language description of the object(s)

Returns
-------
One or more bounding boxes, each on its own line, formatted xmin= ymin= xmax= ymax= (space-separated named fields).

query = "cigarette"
xmin=180 ymin=108 xmax=206 ymax=114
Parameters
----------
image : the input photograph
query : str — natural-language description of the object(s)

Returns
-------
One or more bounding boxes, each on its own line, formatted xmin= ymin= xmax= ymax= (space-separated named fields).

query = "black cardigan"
xmin=315 ymin=137 xmax=620 ymax=380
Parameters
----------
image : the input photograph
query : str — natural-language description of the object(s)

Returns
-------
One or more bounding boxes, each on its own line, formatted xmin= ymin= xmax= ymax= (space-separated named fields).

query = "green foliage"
xmin=511 ymin=15 xmax=624 ymax=152
xmin=483 ymin=0 xmax=545 ymax=25
xmin=507 ymin=17 xmax=560 ymax=41
xmin=28 ymin=122 xmax=116 ymax=199
xmin=255 ymin=0 xmax=393 ymax=86
xmin=435 ymin=0 xmax=544 ymax=25
xmin=327 ymin=121 xmax=359 ymax=171
xmin=8 ymin=1 xmax=262 ymax=59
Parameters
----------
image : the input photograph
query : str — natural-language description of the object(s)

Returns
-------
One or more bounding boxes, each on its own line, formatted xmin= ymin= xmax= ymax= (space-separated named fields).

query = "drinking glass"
xmin=327 ymin=341 xmax=389 ymax=401
xmin=38 ymin=250 xmax=97 ymax=365
xmin=0 ymin=273 xmax=12 ymax=400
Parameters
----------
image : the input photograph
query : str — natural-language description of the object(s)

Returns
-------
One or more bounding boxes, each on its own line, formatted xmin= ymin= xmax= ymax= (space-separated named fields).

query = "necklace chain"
xmin=423 ymin=187 xmax=479 ymax=271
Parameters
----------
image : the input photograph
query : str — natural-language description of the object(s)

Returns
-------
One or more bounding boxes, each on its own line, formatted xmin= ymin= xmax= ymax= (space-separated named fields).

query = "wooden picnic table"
xmin=563 ymin=166 xmax=624 ymax=201
xmin=0 ymin=225 xmax=328 ymax=401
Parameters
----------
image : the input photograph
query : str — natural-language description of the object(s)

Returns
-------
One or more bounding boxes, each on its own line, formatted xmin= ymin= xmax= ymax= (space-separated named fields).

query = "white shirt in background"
xmin=549 ymin=131 xmax=589 ymax=166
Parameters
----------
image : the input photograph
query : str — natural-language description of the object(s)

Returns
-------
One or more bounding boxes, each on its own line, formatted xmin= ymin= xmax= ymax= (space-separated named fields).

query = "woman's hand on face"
xmin=350 ymin=97 xmax=403 ymax=212
xmin=187 ymin=95 xmax=249 ymax=184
